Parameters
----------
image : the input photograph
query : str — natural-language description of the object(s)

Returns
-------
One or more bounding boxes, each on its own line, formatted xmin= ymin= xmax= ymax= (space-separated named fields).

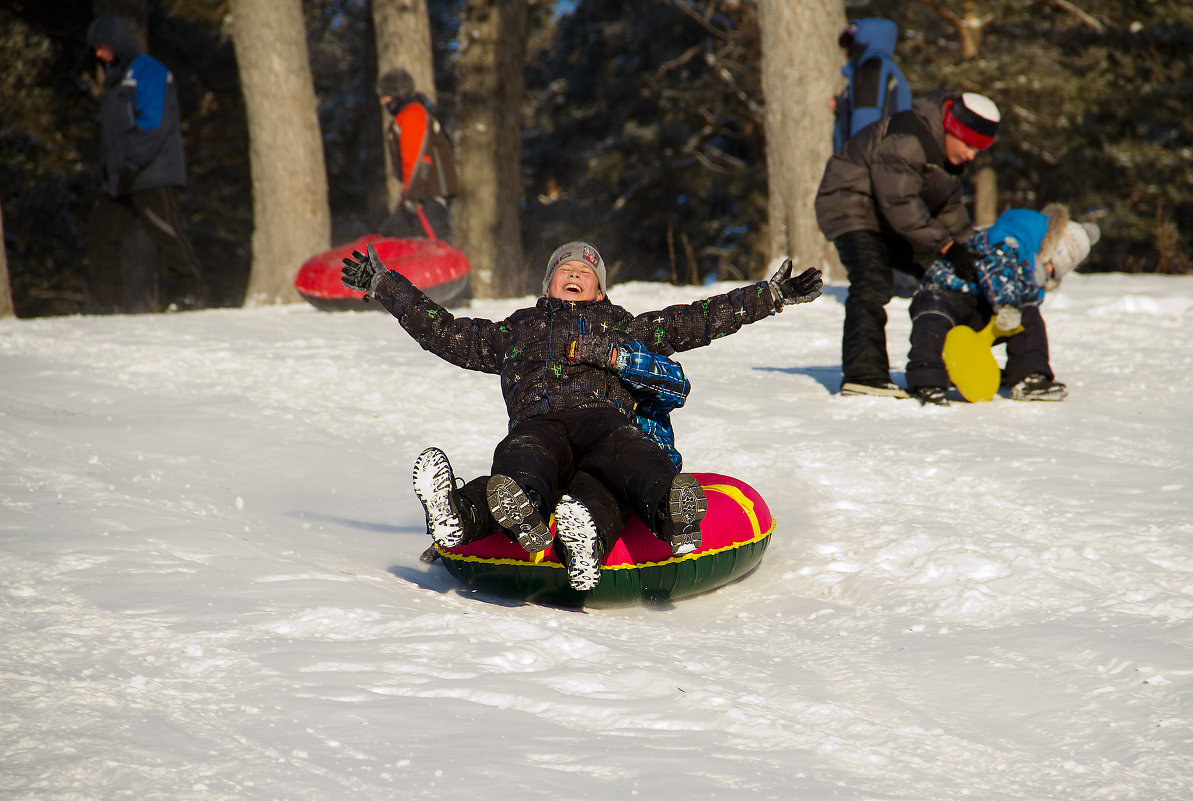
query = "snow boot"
xmin=486 ymin=474 xmax=553 ymax=554
xmin=554 ymin=494 xmax=606 ymax=591
xmin=1010 ymin=373 xmax=1068 ymax=402
xmin=657 ymin=473 xmax=707 ymax=556
xmin=412 ymin=447 xmax=482 ymax=548
xmin=912 ymin=385 xmax=950 ymax=406
xmin=841 ymin=379 xmax=911 ymax=399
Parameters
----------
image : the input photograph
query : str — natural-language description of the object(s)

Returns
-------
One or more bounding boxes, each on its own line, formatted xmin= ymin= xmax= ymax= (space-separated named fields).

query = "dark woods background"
xmin=2 ymin=0 xmax=1191 ymax=317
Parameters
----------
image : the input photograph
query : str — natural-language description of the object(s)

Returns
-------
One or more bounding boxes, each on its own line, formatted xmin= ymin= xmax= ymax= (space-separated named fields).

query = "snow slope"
xmin=3 ymin=273 xmax=1192 ymax=800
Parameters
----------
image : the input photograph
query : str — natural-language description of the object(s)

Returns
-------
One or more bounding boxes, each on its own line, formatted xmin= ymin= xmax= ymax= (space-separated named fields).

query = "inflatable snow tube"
xmin=436 ymin=473 xmax=773 ymax=608
xmin=295 ymin=234 xmax=472 ymax=311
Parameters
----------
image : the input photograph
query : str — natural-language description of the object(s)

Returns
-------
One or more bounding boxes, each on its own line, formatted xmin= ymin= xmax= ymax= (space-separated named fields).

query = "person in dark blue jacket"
xmin=85 ymin=15 xmax=206 ymax=313
xmin=831 ymin=18 xmax=912 ymax=152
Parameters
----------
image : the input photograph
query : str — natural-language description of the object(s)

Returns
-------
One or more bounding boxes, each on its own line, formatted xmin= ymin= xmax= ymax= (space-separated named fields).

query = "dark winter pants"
xmin=379 ymin=198 xmax=452 ymax=241
xmin=906 ymin=288 xmax=1053 ymax=390
xmin=834 ymin=230 xmax=920 ymax=385
xmin=86 ymin=187 xmax=206 ymax=313
xmin=456 ymin=469 xmax=628 ymax=552
xmin=491 ymin=407 xmax=678 ymax=545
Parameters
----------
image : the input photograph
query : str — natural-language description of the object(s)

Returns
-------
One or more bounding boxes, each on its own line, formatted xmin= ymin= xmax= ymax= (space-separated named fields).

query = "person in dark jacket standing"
xmin=85 ymin=15 xmax=206 ymax=313
xmin=340 ymin=240 xmax=822 ymax=586
xmin=830 ymin=18 xmax=912 ymax=152
xmin=375 ymin=68 xmax=458 ymax=241
xmin=815 ymin=90 xmax=1000 ymax=397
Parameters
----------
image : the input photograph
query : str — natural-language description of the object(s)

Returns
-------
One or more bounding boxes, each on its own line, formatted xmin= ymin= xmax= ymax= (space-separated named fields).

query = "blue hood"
xmin=842 ymin=18 xmax=899 ymax=78
xmin=986 ymin=209 xmax=1049 ymax=263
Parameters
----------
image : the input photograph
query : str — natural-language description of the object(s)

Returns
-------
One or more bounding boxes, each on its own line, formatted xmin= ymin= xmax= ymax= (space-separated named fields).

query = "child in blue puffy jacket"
xmin=906 ymin=204 xmax=1100 ymax=405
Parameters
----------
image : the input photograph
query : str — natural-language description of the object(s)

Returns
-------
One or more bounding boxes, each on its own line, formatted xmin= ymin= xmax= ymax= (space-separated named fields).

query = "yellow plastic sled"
xmin=942 ymin=319 xmax=1024 ymax=402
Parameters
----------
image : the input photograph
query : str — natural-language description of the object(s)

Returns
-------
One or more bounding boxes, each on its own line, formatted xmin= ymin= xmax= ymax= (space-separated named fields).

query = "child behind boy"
xmin=905 ymin=204 xmax=1099 ymax=405
xmin=341 ymin=240 xmax=822 ymax=582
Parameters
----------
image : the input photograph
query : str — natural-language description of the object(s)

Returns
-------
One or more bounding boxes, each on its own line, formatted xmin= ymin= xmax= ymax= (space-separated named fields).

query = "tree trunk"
xmin=229 ymin=0 xmax=330 ymax=305
xmin=372 ymin=0 xmax=435 ymax=212
xmin=454 ymin=0 xmax=526 ymax=298
xmin=973 ymin=163 xmax=998 ymax=226
xmin=0 ymin=200 xmax=13 ymax=319
xmin=758 ymin=0 xmax=844 ymax=280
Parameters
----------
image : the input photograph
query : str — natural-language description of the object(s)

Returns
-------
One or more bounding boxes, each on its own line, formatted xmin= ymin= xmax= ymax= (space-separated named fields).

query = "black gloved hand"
xmin=564 ymin=328 xmax=629 ymax=368
xmin=948 ymin=242 xmax=978 ymax=284
xmin=768 ymin=259 xmax=823 ymax=310
xmin=341 ymin=244 xmax=387 ymax=294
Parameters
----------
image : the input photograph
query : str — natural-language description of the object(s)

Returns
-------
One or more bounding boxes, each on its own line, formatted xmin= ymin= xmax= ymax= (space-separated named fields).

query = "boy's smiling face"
xmin=546 ymin=260 xmax=603 ymax=302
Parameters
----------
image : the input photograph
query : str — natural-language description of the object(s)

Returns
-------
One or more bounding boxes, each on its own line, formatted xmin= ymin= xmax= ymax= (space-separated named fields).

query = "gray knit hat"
xmin=376 ymin=68 xmax=414 ymax=100
xmin=543 ymin=241 xmax=607 ymax=295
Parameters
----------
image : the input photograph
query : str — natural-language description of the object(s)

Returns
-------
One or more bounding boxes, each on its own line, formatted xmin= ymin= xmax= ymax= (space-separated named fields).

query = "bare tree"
xmin=0 ymin=201 xmax=13 ymax=319
xmin=229 ymin=0 xmax=330 ymax=305
xmin=916 ymin=0 xmax=995 ymax=60
xmin=371 ymin=0 xmax=435 ymax=211
xmin=454 ymin=0 xmax=527 ymax=298
xmin=758 ymin=0 xmax=843 ymax=280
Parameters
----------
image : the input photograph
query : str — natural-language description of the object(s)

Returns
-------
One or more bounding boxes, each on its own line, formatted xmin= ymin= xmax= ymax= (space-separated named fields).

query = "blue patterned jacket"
xmin=921 ymin=209 xmax=1051 ymax=308
xmin=616 ymin=341 xmax=689 ymax=470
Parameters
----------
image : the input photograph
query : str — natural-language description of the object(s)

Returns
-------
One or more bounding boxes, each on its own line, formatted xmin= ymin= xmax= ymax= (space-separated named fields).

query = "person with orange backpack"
xmin=376 ymin=68 xmax=458 ymax=241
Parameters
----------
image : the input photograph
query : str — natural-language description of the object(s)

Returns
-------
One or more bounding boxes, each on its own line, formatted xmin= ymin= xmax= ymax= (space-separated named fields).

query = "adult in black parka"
xmin=815 ymin=90 xmax=1000 ymax=397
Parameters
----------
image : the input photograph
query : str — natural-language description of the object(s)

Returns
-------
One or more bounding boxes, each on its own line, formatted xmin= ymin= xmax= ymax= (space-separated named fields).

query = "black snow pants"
xmin=906 ymin=287 xmax=1053 ymax=390
xmin=489 ymin=406 xmax=678 ymax=546
xmin=86 ymin=186 xmax=206 ymax=313
xmin=456 ymin=469 xmax=629 ymax=552
xmin=379 ymin=198 xmax=452 ymax=241
xmin=834 ymin=230 xmax=921 ymax=385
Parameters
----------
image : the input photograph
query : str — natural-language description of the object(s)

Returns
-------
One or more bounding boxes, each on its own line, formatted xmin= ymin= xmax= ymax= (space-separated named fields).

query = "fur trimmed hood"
xmin=1036 ymin=203 xmax=1100 ymax=289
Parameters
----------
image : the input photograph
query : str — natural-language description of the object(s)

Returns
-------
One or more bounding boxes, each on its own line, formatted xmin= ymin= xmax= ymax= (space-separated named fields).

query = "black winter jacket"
xmin=87 ymin=15 xmax=187 ymax=196
xmin=370 ymin=271 xmax=777 ymax=428
xmin=815 ymin=90 xmax=973 ymax=254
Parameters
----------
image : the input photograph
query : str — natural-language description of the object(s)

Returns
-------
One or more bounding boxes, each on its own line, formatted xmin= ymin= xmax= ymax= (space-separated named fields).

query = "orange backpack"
xmin=390 ymin=99 xmax=458 ymax=202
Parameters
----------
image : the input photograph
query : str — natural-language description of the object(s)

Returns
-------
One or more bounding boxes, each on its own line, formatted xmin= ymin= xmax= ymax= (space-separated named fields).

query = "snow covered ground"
xmin=3 ymin=272 xmax=1191 ymax=800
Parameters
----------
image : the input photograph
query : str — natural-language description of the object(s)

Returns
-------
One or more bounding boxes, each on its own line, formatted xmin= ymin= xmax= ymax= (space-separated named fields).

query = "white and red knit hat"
xmin=943 ymin=92 xmax=1001 ymax=150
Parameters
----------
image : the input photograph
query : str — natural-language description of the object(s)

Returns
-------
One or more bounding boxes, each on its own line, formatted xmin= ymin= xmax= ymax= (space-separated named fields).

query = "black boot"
xmin=486 ymin=474 xmax=553 ymax=554
xmin=1010 ymin=373 xmax=1068 ymax=401
xmin=912 ymin=385 xmax=950 ymax=406
xmin=653 ymin=474 xmax=707 ymax=556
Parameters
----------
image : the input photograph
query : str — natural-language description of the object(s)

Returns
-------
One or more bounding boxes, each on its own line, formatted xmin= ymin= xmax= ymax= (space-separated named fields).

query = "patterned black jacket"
xmin=370 ymin=271 xmax=778 ymax=429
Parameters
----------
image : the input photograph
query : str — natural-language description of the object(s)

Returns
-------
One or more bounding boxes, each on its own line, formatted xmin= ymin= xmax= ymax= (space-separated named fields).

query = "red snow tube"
xmin=295 ymin=234 xmax=472 ymax=311
xmin=436 ymin=473 xmax=774 ymax=608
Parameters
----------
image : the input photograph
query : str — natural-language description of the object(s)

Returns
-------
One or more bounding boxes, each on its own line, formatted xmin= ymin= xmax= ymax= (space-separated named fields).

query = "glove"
xmin=341 ymin=244 xmax=388 ymax=295
xmin=948 ymin=242 xmax=978 ymax=284
xmin=564 ymin=329 xmax=629 ymax=368
xmin=994 ymin=305 xmax=1022 ymax=332
xmin=768 ymin=259 xmax=823 ymax=309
